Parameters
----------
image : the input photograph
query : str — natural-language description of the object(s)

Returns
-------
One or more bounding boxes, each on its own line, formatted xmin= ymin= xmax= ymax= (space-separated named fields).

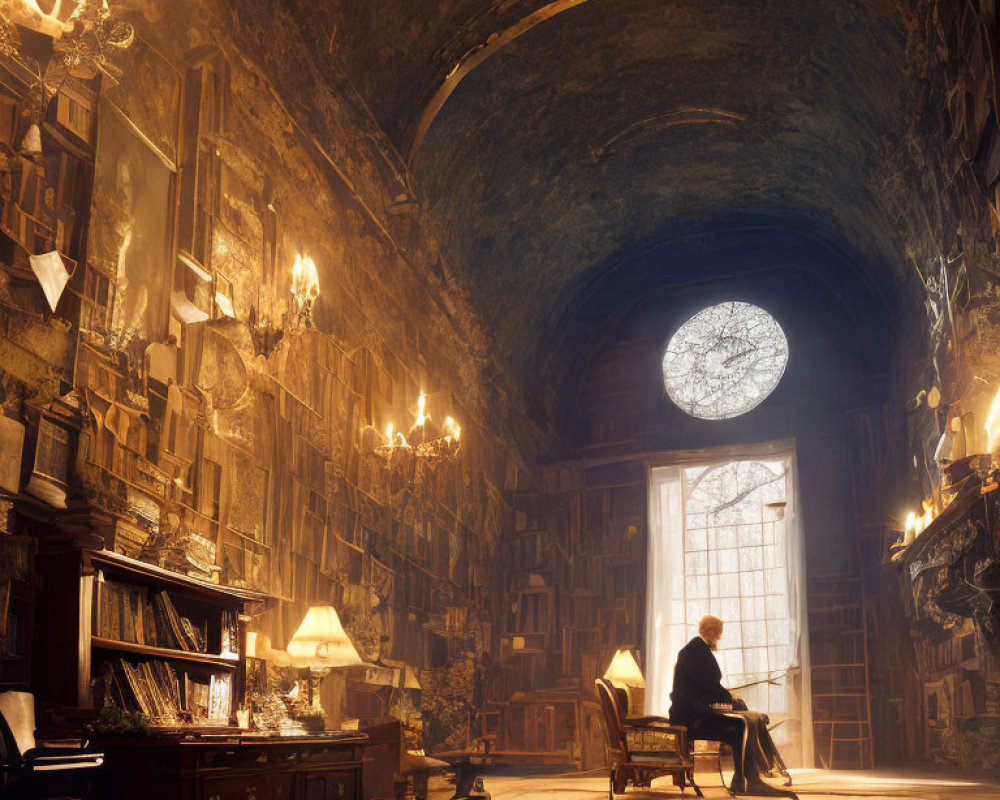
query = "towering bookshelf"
xmin=35 ymin=548 xmax=268 ymax=730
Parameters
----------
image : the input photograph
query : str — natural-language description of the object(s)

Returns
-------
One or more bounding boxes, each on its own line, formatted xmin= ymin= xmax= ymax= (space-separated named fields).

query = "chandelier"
xmin=377 ymin=393 xmax=461 ymax=463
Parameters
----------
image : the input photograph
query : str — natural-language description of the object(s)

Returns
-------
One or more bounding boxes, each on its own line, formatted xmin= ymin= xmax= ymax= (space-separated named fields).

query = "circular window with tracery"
xmin=662 ymin=301 xmax=788 ymax=420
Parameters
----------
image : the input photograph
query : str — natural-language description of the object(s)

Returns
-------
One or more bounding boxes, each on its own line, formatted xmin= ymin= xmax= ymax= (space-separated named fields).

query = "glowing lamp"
xmin=604 ymin=648 xmax=645 ymax=687
xmin=287 ymin=605 xmax=362 ymax=671
xmin=604 ymin=648 xmax=645 ymax=716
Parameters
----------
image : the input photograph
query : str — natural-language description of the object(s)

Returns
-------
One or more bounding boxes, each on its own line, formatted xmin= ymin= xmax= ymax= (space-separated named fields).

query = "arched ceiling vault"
xmin=286 ymin=0 xmax=928 ymax=424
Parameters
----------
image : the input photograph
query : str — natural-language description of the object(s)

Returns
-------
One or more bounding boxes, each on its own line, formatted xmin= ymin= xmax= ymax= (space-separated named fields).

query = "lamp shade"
xmin=604 ymin=648 xmax=645 ymax=688
xmin=287 ymin=605 xmax=363 ymax=670
xmin=403 ymin=665 xmax=422 ymax=690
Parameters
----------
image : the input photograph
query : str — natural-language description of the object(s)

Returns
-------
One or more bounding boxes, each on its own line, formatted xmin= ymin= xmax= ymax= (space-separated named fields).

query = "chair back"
xmin=595 ymin=678 xmax=626 ymax=756
xmin=0 ymin=690 xmax=35 ymax=764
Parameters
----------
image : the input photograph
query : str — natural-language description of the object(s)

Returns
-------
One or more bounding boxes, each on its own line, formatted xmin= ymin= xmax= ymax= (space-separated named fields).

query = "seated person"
xmin=669 ymin=615 xmax=794 ymax=797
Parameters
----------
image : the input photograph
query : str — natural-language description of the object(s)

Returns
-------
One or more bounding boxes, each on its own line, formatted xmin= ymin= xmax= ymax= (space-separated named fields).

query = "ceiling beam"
xmin=407 ymin=0 xmax=596 ymax=165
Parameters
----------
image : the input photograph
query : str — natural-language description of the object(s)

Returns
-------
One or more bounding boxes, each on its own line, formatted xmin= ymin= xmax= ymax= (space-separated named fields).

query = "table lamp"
xmin=288 ymin=605 xmax=363 ymax=670
xmin=604 ymin=648 xmax=645 ymax=716
xmin=287 ymin=605 xmax=363 ymax=712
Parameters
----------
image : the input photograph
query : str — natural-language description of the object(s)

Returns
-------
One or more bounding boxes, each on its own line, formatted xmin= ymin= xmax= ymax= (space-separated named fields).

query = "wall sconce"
xmin=377 ymin=392 xmax=462 ymax=463
xmin=604 ymin=648 xmax=645 ymax=716
xmin=290 ymin=253 xmax=319 ymax=329
xmin=2 ymin=0 xmax=135 ymax=164
xmin=248 ymin=304 xmax=284 ymax=358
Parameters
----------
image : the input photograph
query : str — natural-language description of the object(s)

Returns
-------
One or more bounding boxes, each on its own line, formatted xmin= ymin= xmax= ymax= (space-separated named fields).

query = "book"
xmin=98 ymin=583 xmax=215 ymax=655
xmin=142 ymin=600 xmax=157 ymax=647
xmin=186 ymin=674 xmax=211 ymax=721
xmin=180 ymin=616 xmax=202 ymax=653
xmin=152 ymin=592 xmax=184 ymax=650
xmin=121 ymin=587 xmax=135 ymax=643
xmin=104 ymin=658 xmax=206 ymax=726
xmin=208 ymin=673 xmax=231 ymax=722
xmin=221 ymin=609 xmax=238 ymax=659
xmin=118 ymin=660 xmax=154 ymax=718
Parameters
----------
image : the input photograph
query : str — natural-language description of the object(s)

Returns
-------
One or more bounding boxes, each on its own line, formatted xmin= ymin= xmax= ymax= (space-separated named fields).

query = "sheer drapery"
xmin=646 ymin=446 xmax=811 ymax=767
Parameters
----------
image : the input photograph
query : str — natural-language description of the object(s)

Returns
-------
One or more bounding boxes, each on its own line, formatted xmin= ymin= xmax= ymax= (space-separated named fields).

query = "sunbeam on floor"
xmin=422 ymin=768 xmax=1000 ymax=800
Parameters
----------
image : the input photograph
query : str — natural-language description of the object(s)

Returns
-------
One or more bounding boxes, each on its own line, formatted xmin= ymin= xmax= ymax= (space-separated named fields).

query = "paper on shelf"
xmin=30 ymin=251 xmax=70 ymax=312
xmin=171 ymin=291 xmax=210 ymax=324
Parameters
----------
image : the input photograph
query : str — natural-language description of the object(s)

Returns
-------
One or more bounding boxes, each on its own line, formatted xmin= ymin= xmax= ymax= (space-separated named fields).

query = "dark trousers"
xmin=689 ymin=713 xmax=746 ymax=782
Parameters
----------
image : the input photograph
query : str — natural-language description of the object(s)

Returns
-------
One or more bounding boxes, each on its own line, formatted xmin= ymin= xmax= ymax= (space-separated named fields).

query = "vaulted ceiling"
xmin=287 ymin=0 xmax=929 ymax=409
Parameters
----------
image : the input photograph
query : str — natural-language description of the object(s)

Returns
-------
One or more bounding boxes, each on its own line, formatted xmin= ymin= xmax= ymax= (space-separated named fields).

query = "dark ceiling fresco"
xmin=284 ymin=0 xmax=932 ymax=405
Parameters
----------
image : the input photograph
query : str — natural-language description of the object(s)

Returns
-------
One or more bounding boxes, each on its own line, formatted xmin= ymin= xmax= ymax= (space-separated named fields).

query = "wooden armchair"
xmin=595 ymin=678 xmax=699 ymax=799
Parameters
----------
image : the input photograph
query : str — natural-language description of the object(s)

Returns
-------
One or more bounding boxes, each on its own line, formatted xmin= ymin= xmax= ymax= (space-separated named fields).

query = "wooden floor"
xmin=423 ymin=768 xmax=1000 ymax=800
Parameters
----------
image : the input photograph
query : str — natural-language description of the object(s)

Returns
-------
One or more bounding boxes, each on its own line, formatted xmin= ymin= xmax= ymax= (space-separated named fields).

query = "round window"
xmin=662 ymin=301 xmax=788 ymax=420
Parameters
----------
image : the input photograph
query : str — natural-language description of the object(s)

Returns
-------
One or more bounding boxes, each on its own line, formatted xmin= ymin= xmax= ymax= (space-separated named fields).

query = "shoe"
xmin=729 ymin=776 xmax=747 ymax=795
xmin=744 ymin=779 xmax=797 ymax=798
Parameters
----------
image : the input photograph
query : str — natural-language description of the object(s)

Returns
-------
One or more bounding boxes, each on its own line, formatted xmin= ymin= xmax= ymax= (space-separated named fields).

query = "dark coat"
xmin=668 ymin=636 xmax=733 ymax=726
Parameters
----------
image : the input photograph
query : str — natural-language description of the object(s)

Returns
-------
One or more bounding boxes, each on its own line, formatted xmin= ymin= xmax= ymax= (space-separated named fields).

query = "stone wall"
xmin=0 ymin=0 xmax=527 ymax=749
xmin=863 ymin=0 xmax=1000 ymax=772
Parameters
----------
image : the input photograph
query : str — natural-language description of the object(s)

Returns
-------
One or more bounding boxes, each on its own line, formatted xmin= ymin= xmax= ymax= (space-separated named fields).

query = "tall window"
xmin=647 ymin=450 xmax=810 ymax=765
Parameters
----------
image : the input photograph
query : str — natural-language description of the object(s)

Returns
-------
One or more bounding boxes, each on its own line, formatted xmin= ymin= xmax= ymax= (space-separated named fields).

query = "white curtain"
xmin=645 ymin=445 xmax=812 ymax=767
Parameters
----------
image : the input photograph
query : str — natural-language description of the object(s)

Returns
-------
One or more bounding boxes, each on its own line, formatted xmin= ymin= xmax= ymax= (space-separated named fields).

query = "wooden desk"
xmin=95 ymin=733 xmax=367 ymax=800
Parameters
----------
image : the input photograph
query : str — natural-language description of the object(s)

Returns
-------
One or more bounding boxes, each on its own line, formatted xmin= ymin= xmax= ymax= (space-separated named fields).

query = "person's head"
xmin=698 ymin=615 xmax=724 ymax=649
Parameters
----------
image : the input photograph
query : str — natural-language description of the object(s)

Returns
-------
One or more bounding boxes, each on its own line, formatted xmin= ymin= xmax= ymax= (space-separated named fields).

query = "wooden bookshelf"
xmin=34 ymin=547 xmax=271 ymax=729
xmin=88 ymin=549 xmax=266 ymax=603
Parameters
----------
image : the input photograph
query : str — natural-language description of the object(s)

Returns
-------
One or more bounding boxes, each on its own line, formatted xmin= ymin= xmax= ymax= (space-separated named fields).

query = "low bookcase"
xmin=35 ymin=547 xmax=268 ymax=730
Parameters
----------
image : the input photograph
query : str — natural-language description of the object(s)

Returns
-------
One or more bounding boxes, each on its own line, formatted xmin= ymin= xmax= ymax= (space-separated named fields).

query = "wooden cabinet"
xmin=302 ymin=770 xmax=359 ymax=800
xmin=95 ymin=736 xmax=365 ymax=800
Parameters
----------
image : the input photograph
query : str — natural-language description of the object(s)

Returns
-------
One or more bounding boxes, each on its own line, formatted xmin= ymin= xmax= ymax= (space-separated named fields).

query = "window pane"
xmin=685 ymin=552 xmax=707 ymax=575
xmin=740 ymin=546 xmax=763 ymax=570
xmin=716 ymin=525 xmax=737 ymax=548
xmin=674 ymin=457 xmax=794 ymax=717
xmin=685 ymin=528 xmax=707 ymax=550
xmin=741 ymin=571 xmax=764 ymax=596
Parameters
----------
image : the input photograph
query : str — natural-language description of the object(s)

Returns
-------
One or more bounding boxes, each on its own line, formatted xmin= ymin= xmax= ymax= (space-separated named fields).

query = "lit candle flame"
xmin=444 ymin=416 xmax=461 ymax=442
xmin=385 ymin=423 xmax=394 ymax=446
xmin=416 ymin=392 xmax=427 ymax=427
xmin=291 ymin=253 xmax=320 ymax=302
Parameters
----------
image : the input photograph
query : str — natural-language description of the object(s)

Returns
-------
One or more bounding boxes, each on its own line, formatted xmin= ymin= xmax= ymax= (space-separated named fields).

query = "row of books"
xmin=97 ymin=578 xmax=208 ymax=653
xmin=104 ymin=657 xmax=231 ymax=724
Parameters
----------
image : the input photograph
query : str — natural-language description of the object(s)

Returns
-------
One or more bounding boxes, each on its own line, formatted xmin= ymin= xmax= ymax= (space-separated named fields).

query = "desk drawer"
xmin=297 ymin=744 xmax=357 ymax=764
xmin=200 ymin=773 xmax=295 ymax=800
xmin=303 ymin=769 xmax=359 ymax=800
